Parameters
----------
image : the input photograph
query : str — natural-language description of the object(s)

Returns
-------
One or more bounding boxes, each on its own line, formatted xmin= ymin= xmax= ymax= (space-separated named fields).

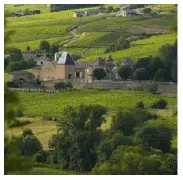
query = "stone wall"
xmin=74 ymin=80 xmax=177 ymax=94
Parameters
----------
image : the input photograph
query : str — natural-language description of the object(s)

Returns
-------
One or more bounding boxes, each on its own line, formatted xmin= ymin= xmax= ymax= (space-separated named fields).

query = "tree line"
xmin=93 ymin=39 xmax=177 ymax=83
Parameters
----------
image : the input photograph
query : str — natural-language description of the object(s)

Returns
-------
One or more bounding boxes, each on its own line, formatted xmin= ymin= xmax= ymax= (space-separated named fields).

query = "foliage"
xmin=49 ymin=4 xmax=100 ymax=12
xmin=136 ymin=126 xmax=172 ymax=152
xmin=134 ymin=68 xmax=148 ymax=80
xmin=92 ymin=68 xmax=106 ymax=80
xmin=136 ymin=101 xmax=145 ymax=109
xmin=146 ymin=82 xmax=158 ymax=94
xmin=97 ymin=131 xmax=133 ymax=163
xmin=34 ymin=150 xmax=48 ymax=163
xmin=142 ymin=8 xmax=152 ymax=14
xmin=151 ymin=99 xmax=167 ymax=109
xmin=22 ymin=128 xmax=34 ymax=137
xmin=26 ymin=45 xmax=30 ymax=51
xmin=6 ymin=60 xmax=36 ymax=72
xmin=118 ymin=65 xmax=132 ymax=80
xmin=8 ymin=48 xmax=23 ymax=61
xmin=134 ymin=56 xmax=152 ymax=70
xmin=111 ymin=108 xmax=148 ymax=136
xmin=50 ymin=44 xmax=59 ymax=57
xmin=54 ymin=81 xmax=73 ymax=90
xmin=22 ymin=135 xmax=42 ymax=156
xmin=51 ymin=104 xmax=107 ymax=171
xmin=39 ymin=40 xmax=50 ymax=53
xmin=116 ymin=37 xmax=130 ymax=51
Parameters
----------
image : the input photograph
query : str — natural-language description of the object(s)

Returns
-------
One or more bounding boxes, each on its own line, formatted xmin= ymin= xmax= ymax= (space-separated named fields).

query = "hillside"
xmin=5 ymin=4 xmax=177 ymax=62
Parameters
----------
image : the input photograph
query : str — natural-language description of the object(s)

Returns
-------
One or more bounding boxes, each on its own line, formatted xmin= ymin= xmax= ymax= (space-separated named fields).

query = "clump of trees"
xmin=49 ymin=4 xmax=100 ymax=12
xmin=49 ymin=104 xmax=107 ymax=171
xmin=39 ymin=40 xmax=59 ymax=57
xmin=104 ymin=37 xmax=130 ymax=53
xmin=5 ymin=48 xmax=37 ymax=72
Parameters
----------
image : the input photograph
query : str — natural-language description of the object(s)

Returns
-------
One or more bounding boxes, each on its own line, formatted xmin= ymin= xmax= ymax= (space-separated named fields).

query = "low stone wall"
xmin=8 ymin=88 xmax=59 ymax=93
xmin=9 ymin=80 xmax=177 ymax=94
xmin=74 ymin=80 xmax=177 ymax=94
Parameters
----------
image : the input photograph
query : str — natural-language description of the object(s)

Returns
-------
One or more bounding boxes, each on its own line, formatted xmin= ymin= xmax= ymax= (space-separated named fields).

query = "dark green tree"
xmin=136 ymin=126 xmax=172 ymax=152
xmin=40 ymin=40 xmax=50 ymax=53
xmin=26 ymin=45 xmax=30 ymax=51
xmin=118 ymin=65 xmax=132 ymax=80
xmin=50 ymin=44 xmax=59 ymax=57
xmin=142 ymin=8 xmax=151 ymax=14
xmin=92 ymin=68 xmax=106 ymax=80
xmin=51 ymin=104 xmax=107 ymax=171
xmin=9 ymin=48 xmax=23 ymax=61
xmin=134 ymin=68 xmax=148 ymax=80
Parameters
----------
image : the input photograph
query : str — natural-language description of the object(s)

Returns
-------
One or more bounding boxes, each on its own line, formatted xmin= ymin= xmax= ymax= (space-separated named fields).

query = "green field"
xmin=17 ymin=90 xmax=176 ymax=116
xmin=5 ymin=90 xmax=177 ymax=149
xmin=5 ymin=4 xmax=177 ymax=62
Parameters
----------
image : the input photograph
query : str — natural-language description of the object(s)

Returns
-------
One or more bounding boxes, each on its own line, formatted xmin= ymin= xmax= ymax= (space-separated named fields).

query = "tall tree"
xmin=39 ymin=40 xmax=50 ymax=53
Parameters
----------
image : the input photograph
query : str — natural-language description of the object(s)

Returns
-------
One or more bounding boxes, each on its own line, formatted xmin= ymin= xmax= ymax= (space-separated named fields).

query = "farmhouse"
xmin=116 ymin=9 xmax=144 ymax=16
xmin=73 ymin=11 xmax=85 ymax=17
xmin=73 ymin=9 xmax=105 ymax=18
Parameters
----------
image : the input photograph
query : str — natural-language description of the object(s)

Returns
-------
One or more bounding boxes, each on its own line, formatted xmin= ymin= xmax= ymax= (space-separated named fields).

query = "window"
xmin=68 ymin=74 xmax=72 ymax=79
xmin=76 ymin=72 xmax=80 ymax=78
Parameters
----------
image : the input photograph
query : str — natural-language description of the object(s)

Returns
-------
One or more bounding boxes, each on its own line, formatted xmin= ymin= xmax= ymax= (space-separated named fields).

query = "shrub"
xmin=22 ymin=135 xmax=42 ymax=156
xmin=111 ymin=108 xmax=147 ymax=136
xmin=134 ymin=68 xmax=148 ymax=81
xmin=92 ymin=68 xmax=106 ymax=80
xmin=118 ymin=65 xmax=132 ymax=80
xmin=54 ymin=81 xmax=73 ymax=90
xmin=15 ymin=109 xmax=24 ymax=117
xmin=22 ymin=128 xmax=34 ymax=137
xmin=136 ymin=126 xmax=172 ymax=153
xmin=34 ymin=152 xmax=44 ymax=163
xmin=9 ymin=120 xmax=31 ymax=128
xmin=146 ymin=82 xmax=158 ymax=94
xmin=136 ymin=101 xmax=145 ymax=109
xmin=34 ymin=150 xmax=48 ymax=163
xmin=147 ymin=112 xmax=158 ymax=120
xmin=151 ymin=99 xmax=167 ymax=109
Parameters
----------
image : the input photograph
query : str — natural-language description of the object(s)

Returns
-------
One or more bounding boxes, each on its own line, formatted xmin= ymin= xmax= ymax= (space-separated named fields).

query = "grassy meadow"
xmin=5 ymin=89 xmax=177 ymax=149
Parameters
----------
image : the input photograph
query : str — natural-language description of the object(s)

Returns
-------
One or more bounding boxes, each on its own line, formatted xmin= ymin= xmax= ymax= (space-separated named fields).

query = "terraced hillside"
xmin=5 ymin=4 xmax=177 ymax=62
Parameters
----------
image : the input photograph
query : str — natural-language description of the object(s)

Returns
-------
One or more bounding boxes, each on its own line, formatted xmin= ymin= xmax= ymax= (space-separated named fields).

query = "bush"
xmin=34 ymin=152 xmax=44 ymax=163
xmin=111 ymin=108 xmax=147 ymax=136
xmin=22 ymin=128 xmax=34 ymax=137
xmin=136 ymin=101 xmax=145 ymax=109
xmin=146 ymin=83 xmax=158 ymax=94
xmin=118 ymin=65 xmax=132 ymax=80
xmin=92 ymin=68 xmax=106 ymax=80
xmin=136 ymin=126 xmax=172 ymax=153
xmin=134 ymin=68 xmax=148 ymax=81
xmin=9 ymin=120 xmax=31 ymax=128
xmin=22 ymin=135 xmax=42 ymax=156
xmin=151 ymin=99 xmax=167 ymax=109
xmin=147 ymin=112 xmax=158 ymax=120
xmin=15 ymin=109 xmax=24 ymax=117
xmin=34 ymin=150 xmax=48 ymax=163
xmin=54 ymin=81 xmax=73 ymax=90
